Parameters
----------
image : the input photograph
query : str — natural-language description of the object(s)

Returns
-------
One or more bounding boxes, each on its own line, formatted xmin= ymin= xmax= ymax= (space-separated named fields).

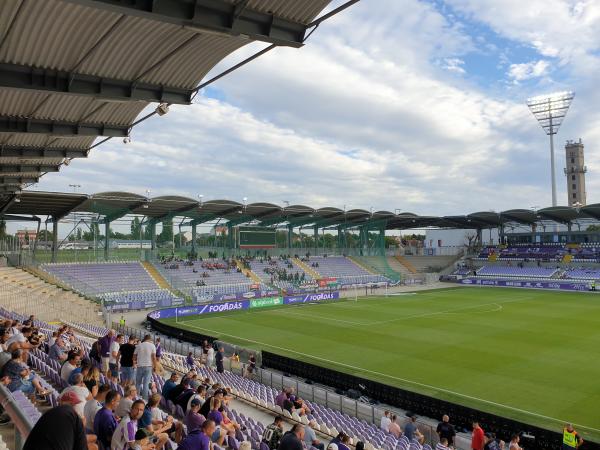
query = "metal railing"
xmin=0 ymin=385 xmax=34 ymax=449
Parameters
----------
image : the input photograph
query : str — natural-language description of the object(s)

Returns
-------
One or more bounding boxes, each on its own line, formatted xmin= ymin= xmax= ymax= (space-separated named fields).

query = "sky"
xmin=34 ymin=0 xmax=600 ymax=218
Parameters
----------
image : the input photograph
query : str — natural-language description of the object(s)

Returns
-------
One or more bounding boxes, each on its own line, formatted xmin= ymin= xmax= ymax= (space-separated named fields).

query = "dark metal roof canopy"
xmin=0 ymin=0 xmax=344 ymax=194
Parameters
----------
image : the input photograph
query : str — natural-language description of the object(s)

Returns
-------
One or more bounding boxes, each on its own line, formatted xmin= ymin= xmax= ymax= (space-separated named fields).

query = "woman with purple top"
xmin=186 ymin=352 xmax=195 ymax=370
xmin=155 ymin=337 xmax=162 ymax=360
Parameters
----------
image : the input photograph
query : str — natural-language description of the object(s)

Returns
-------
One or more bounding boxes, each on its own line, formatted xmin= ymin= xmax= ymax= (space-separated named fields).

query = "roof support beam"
xmin=0 ymin=186 xmax=22 ymax=193
xmin=0 ymin=116 xmax=129 ymax=137
xmin=0 ymin=164 xmax=59 ymax=173
xmin=0 ymin=63 xmax=192 ymax=104
xmin=0 ymin=176 xmax=38 ymax=184
xmin=0 ymin=146 xmax=88 ymax=159
xmin=64 ymin=0 xmax=307 ymax=47
xmin=55 ymin=196 xmax=92 ymax=221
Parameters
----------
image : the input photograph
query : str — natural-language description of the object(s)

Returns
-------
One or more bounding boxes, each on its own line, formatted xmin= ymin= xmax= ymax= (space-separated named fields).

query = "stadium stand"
xmin=475 ymin=266 xmax=560 ymax=279
xmin=399 ymin=256 xmax=458 ymax=273
xmin=245 ymin=256 xmax=314 ymax=290
xmin=0 ymin=267 xmax=103 ymax=325
xmin=309 ymin=256 xmax=390 ymax=285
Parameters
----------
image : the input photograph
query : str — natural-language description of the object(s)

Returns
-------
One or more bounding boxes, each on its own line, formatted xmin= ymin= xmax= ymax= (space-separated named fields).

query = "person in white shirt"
xmin=133 ymin=334 xmax=156 ymax=401
xmin=111 ymin=399 xmax=145 ymax=450
xmin=380 ymin=410 xmax=392 ymax=432
xmin=206 ymin=346 xmax=215 ymax=368
xmin=61 ymin=373 xmax=92 ymax=417
xmin=109 ymin=334 xmax=123 ymax=382
xmin=60 ymin=352 xmax=81 ymax=384
xmin=83 ymin=384 xmax=109 ymax=432
xmin=187 ymin=385 xmax=207 ymax=412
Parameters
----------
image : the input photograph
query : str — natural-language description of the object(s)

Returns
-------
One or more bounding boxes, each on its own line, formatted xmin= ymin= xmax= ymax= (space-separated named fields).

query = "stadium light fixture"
xmin=527 ymin=91 xmax=575 ymax=206
xmin=198 ymin=194 xmax=204 ymax=207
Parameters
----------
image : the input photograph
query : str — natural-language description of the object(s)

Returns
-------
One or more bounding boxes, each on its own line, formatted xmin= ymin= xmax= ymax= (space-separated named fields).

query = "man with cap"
xmin=562 ymin=423 xmax=583 ymax=450
xmin=22 ymin=391 xmax=90 ymax=450
xmin=184 ymin=397 xmax=206 ymax=432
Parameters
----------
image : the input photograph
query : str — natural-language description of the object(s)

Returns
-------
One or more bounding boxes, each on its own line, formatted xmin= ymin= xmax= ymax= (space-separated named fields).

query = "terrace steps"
xmin=293 ymin=258 xmax=321 ymax=279
xmin=142 ymin=261 xmax=172 ymax=290
xmin=394 ymin=255 xmax=418 ymax=274
xmin=348 ymin=256 xmax=378 ymax=275
xmin=234 ymin=259 xmax=262 ymax=284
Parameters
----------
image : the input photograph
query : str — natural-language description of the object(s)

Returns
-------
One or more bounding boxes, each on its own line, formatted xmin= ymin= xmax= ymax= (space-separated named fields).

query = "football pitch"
xmin=162 ymin=287 xmax=600 ymax=440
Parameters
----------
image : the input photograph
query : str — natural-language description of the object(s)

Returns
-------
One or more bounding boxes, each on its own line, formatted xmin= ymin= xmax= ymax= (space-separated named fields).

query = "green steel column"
xmin=104 ymin=221 xmax=110 ymax=260
xmin=191 ymin=222 xmax=197 ymax=252
xmin=337 ymin=226 xmax=343 ymax=250
xmin=51 ymin=217 xmax=58 ymax=263
xmin=150 ymin=221 xmax=157 ymax=251
xmin=314 ymin=225 xmax=319 ymax=253
xmin=227 ymin=223 xmax=234 ymax=249
xmin=287 ymin=224 xmax=293 ymax=250
xmin=379 ymin=226 xmax=386 ymax=256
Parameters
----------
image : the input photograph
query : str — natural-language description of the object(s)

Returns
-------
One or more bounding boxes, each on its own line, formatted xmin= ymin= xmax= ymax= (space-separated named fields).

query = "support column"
xmin=379 ymin=226 xmax=385 ymax=257
xmin=51 ymin=217 xmax=58 ymax=263
xmin=476 ymin=228 xmax=482 ymax=247
xmin=191 ymin=222 xmax=197 ymax=252
xmin=104 ymin=221 xmax=110 ymax=260
xmin=287 ymin=224 xmax=293 ymax=250
xmin=227 ymin=223 xmax=233 ymax=250
xmin=314 ymin=225 xmax=318 ymax=253
xmin=150 ymin=221 xmax=157 ymax=251
xmin=499 ymin=224 xmax=505 ymax=245
xmin=531 ymin=223 xmax=537 ymax=244
xmin=567 ymin=222 xmax=572 ymax=243
xmin=337 ymin=226 xmax=344 ymax=250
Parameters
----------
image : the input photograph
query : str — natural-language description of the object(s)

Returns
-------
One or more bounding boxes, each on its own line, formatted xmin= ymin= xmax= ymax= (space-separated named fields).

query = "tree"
xmin=586 ymin=225 xmax=600 ymax=232
xmin=82 ymin=222 xmax=101 ymax=242
xmin=158 ymin=220 xmax=173 ymax=244
xmin=131 ymin=217 xmax=142 ymax=239
xmin=37 ymin=229 xmax=54 ymax=242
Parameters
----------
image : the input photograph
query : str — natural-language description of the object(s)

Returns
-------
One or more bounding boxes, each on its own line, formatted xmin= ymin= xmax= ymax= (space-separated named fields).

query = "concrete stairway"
xmin=395 ymin=255 xmax=418 ymax=274
xmin=348 ymin=256 xmax=378 ymax=275
xmin=293 ymin=258 xmax=321 ymax=279
xmin=234 ymin=259 xmax=262 ymax=284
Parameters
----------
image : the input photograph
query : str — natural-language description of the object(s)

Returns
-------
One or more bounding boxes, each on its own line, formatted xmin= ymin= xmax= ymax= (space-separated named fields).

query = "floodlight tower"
xmin=527 ymin=91 xmax=575 ymax=206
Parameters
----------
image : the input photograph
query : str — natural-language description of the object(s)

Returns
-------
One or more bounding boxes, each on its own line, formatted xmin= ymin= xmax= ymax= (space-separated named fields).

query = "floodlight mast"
xmin=527 ymin=91 xmax=575 ymax=206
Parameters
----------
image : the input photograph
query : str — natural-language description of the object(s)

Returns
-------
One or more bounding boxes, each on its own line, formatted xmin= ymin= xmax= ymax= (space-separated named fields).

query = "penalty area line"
xmin=180 ymin=321 xmax=600 ymax=434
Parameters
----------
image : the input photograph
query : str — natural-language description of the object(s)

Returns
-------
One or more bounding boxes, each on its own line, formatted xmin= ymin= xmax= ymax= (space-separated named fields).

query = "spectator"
xmin=389 ymin=414 xmax=401 ymax=438
xmin=206 ymin=345 xmax=215 ymax=368
xmin=245 ymin=353 xmax=256 ymax=378
xmin=509 ymin=434 xmax=523 ymax=450
xmin=187 ymin=385 xmax=207 ymax=411
xmin=436 ymin=438 xmax=451 ymax=450
xmin=98 ymin=329 xmax=115 ymax=378
xmin=483 ymin=433 xmax=503 ymax=450
xmin=116 ymin=384 xmax=138 ymax=418
xmin=109 ymin=334 xmax=123 ymax=381
xmin=1 ymin=349 xmax=50 ymax=399
xmin=380 ymin=410 xmax=391 ymax=432
xmin=68 ymin=359 xmax=91 ymax=386
xmin=6 ymin=326 xmax=34 ymax=351
xmin=562 ymin=423 xmax=583 ymax=450
xmin=215 ymin=346 xmax=224 ymax=373
xmin=49 ymin=337 xmax=67 ymax=362
xmin=138 ymin=394 xmax=172 ymax=450
xmin=174 ymin=378 xmax=195 ymax=412
xmin=185 ymin=398 xmax=206 ymax=432
xmin=275 ymin=388 xmax=288 ymax=408
xmin=279 ymin=424 xmax=305 ymax=450
xmin=133 ymin=428 xmax=153 ymax=450
xmin=111 ymin=399 xmax=145 ymax=450
xmin=120 ymin=335 xmax=137 ymax=386
xmin=404 ymin=416 xmax=418 ymax=442
xmin=186 ymin=351 xmax=195 ymax=370
xmin=305 ymin=420 xmax=324 ymax=450
xmin=162 ymin=372 xmax=179 ymax=400
xmin=178 ymin=419 xmax=215 ymax=450
xmin=263 ymin=416 xmax=284 ymax=450
xmin=155 ymin=337 xmax=162 ymax=360
xmin=61 ymin=351 xmax=80 ymax=383
xmin=472 ymin=422 xmax=485 ymax=450
xmin=94 ymin=390 xmax=120 ymax=449
xmin=337 ymin=434 xmax=351 ymax=450
xmin=436 ymin=415 xmax=456 ymax=447
xmin=199 ymin=388 xmax=224 ymax=417
xmin=61 ymin=372 xmax=92 ymax=417
xmin=84 ymin=383 xmax=110 ymax=433
xmin=134 ymin=334 xmax=156 ymax=400
xmin=22 ymin=395 xmax=90 ymax=450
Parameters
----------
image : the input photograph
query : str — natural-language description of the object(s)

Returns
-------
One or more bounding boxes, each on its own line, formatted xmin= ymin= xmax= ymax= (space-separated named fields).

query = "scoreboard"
xmin=237 ymin=226 xmax=277 ymax=249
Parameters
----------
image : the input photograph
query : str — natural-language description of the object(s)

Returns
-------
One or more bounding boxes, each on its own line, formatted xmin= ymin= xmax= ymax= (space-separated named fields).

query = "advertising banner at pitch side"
xmin=283 ymin=291 xmax=340 ymax=304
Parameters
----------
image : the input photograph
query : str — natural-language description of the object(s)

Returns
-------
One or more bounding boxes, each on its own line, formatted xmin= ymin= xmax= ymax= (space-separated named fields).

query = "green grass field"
xmin=163 ymin=287 xmax=600 ymax=440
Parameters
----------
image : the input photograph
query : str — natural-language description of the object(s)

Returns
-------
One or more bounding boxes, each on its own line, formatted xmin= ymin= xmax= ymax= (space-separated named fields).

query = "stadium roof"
xmin=3 ymin=190 xmax=600 ymax=230
xmin=0 ymin=0 xmax=346 ymax=195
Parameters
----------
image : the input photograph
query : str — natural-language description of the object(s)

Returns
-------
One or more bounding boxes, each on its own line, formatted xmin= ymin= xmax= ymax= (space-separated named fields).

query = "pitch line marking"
xmin=181 ymin=320 xmax=600 ymax=434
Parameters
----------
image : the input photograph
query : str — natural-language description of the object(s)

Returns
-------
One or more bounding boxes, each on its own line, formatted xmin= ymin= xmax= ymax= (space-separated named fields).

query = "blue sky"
xmin=34 ymin=0 xmax=600 ymax=218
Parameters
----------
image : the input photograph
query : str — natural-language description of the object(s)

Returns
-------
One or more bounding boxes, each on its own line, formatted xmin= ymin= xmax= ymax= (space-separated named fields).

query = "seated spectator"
xmin=305 ymin=420 xmax=324 ymax=450
xmin=279 ymin=424 xmax=305 ymax=450
xmin=111 ymin=399 xmax=145 ymax=450
xmin=184 ymin=398 xmax=206 ymax=432
xmin=178 ymin=419 xmax=216 ymax=450
xmin=61 ymin=373 xmax=92 ymax=417
xmin=262 ymin=416 xmax=284 ymax=450
xmin=1 ymin=349 xmax=50 ymax=399
xmin=174 ymin=378 xmax=195 ymax=412
xmin=5 ymin=326 xmax=35 ymax=351
xmin=275 ymin=388 xmax=288 ymax=407
xmin=116 ymin=384 xmax=138 ymax=418
xmin=68 ymin=358 xmax=91 ymax=386
xmin=162 ymin=372 xmax=179 ymax=400
xmin=436 ymin=438 xmax=450 ymax=450
xmin=61 ymin=351 xmax=81 ymax=383
xmin=84 ymin=383 xmax=110 ymax=433
xmin=187 ymin=385 xmax=207 ymax=412
xmin=389 ymin=414 xmax=401 ymax=438
xmin=337 ymin=433 xmax=351 ymax=450
xmin=94 ymin=390 xmax=120 ymax=449
xmin=138 ymin=394 xmax=172 ymax=450
xmin=49 ymin=337 xmax=67 ymax=362
xmin=133 ymin=428 xmax=154 ymax=450
xmin=380 ymin=410 xmax=391 ymax=432
xmin=166 ymin=377 xmax=188 ymax=403
xmin=23 ymin=393 xmax=92 ymax=450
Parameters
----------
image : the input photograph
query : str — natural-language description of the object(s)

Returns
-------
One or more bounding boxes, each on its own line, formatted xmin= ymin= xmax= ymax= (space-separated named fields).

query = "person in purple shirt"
xmin=155 ymin=337 xmax=162 ymax=360
xmin=93 ymin=390 xmax=120 ymax=449
xmin=178 ymin=419 xmax=215 ymax=450
xmin=98 ymin=329 xmax=115 ymax=377
xmin=184 ymin=398 xmax=205 ymax=432
xmin=186 ymin=352 xmax=195 ymax=370
xmin=207 ymin=398 xmax=223 ymax=426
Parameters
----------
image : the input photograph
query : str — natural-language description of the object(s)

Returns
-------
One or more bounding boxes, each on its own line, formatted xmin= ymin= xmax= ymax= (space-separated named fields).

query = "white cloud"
xmin=508 ymin=60 xmax=551 ymax=82
xmin=443 ymin=57 xmax=466 ymax=74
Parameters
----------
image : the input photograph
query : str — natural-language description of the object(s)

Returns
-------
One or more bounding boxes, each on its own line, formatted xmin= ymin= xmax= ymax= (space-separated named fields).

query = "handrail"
xmin=0 ymin=384 xmax=35 ymax=445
